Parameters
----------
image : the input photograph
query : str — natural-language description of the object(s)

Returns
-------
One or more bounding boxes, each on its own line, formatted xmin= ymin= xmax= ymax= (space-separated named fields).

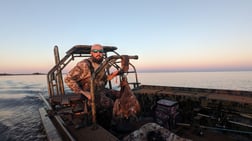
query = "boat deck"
xmin=67 ymin=125 xmax=118 ymax=141
xmin=133 ymin=85 xmax=252 ymax=104
xmin=133 ymin=85 xmax=252 ymax=115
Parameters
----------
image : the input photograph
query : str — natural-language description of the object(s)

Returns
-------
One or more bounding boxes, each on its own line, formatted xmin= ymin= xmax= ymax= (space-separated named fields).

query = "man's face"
xmin=91 ymin=46 xmax=104 ymax=64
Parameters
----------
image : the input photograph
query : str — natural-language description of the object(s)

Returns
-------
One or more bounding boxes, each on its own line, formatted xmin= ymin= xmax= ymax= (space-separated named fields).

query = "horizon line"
xmin=1 ymin=69 xmax=252 ymax=75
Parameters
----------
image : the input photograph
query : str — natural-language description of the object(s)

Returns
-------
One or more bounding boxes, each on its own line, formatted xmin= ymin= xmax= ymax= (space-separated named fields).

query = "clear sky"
xmin=0 ymin=0 xmax=252 ymax=74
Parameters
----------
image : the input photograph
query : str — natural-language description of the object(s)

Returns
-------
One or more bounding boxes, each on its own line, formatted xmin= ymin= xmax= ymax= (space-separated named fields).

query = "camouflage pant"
xmin=94 ymin=88 xmax=120 ymax=129
xmin=94 ymin=88 xmax=119 ymax=110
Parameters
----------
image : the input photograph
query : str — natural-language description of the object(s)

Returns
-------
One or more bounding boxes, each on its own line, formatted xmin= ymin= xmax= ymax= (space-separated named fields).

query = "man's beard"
xmin=92 ymin=57 xmax=103 ymax=64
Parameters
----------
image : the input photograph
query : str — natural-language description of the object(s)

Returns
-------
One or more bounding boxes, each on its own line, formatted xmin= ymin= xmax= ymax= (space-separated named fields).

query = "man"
xmin=65 ymin=44 xmax=117 ymax=109
xmin=64 ymin=44 xmax=119 ymax=128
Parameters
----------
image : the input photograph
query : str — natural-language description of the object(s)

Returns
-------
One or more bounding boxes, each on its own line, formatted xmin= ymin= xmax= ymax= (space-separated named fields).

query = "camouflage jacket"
xmin=64 ymin=58 xmax=107 ymax=94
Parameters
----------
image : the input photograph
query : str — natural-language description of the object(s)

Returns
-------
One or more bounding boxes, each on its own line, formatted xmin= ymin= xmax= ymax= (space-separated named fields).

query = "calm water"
xmin=136 ymin=71 xmax=252 ymax=91
xmin=0 ymin=71 xmax=252 ymax=141
xmin=0 ymin=75 xmax=47 ymax=141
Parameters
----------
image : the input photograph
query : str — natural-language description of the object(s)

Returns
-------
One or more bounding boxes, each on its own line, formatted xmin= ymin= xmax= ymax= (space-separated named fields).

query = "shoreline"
xmin=0 ymin=73 xmax=46 ymax=76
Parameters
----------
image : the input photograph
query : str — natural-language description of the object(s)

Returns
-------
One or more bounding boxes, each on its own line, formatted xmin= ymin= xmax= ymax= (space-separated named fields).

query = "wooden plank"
xmin=67 ymin=124 xmax=119 ymax=141
xmin=39 ymin=108 xmax=63 ymax=141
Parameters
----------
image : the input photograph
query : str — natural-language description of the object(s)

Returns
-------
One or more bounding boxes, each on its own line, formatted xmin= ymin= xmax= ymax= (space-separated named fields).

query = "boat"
xmin=39 ymin=45 xmax=252 ymax=141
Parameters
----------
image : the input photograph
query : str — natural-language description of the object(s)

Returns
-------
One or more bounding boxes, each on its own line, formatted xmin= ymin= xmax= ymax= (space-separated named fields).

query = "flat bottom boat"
xmin=39 ymin=45 xmax=252 ymax=141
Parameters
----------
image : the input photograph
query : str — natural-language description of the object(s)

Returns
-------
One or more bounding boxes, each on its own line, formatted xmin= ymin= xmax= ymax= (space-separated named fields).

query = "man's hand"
xmin=80 ymin=91 xmax=91 ymax=100
xmin=107 ymin=70 xmax=119 ymax=80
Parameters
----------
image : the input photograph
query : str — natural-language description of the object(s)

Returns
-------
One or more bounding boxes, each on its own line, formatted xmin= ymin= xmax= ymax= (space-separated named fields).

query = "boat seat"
xmin=50 ymin=94 xmax=84 ymax=105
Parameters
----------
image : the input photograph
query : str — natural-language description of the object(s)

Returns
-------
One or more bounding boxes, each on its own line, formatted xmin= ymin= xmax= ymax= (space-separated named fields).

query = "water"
xmin=0 ymin=75 xmax=47 ymax=141
xmin=0 ymin=71 xmax=252 ymax=141
xmin=135 ymin=71 xmax=252 ymax=91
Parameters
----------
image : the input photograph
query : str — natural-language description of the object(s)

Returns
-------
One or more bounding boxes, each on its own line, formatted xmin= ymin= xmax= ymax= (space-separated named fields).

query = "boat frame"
xmin=40 ymin=44 xmax=252 ymax=141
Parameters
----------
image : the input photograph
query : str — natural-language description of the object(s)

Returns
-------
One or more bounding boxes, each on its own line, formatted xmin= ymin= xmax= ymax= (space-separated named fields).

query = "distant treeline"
xmin=0 ymin=72 xmax=46 ymax=76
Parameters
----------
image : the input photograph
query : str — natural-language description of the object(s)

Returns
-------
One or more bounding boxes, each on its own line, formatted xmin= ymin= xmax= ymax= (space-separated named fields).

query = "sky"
xmin=0 ymin=0 xmax=252 ymax=74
